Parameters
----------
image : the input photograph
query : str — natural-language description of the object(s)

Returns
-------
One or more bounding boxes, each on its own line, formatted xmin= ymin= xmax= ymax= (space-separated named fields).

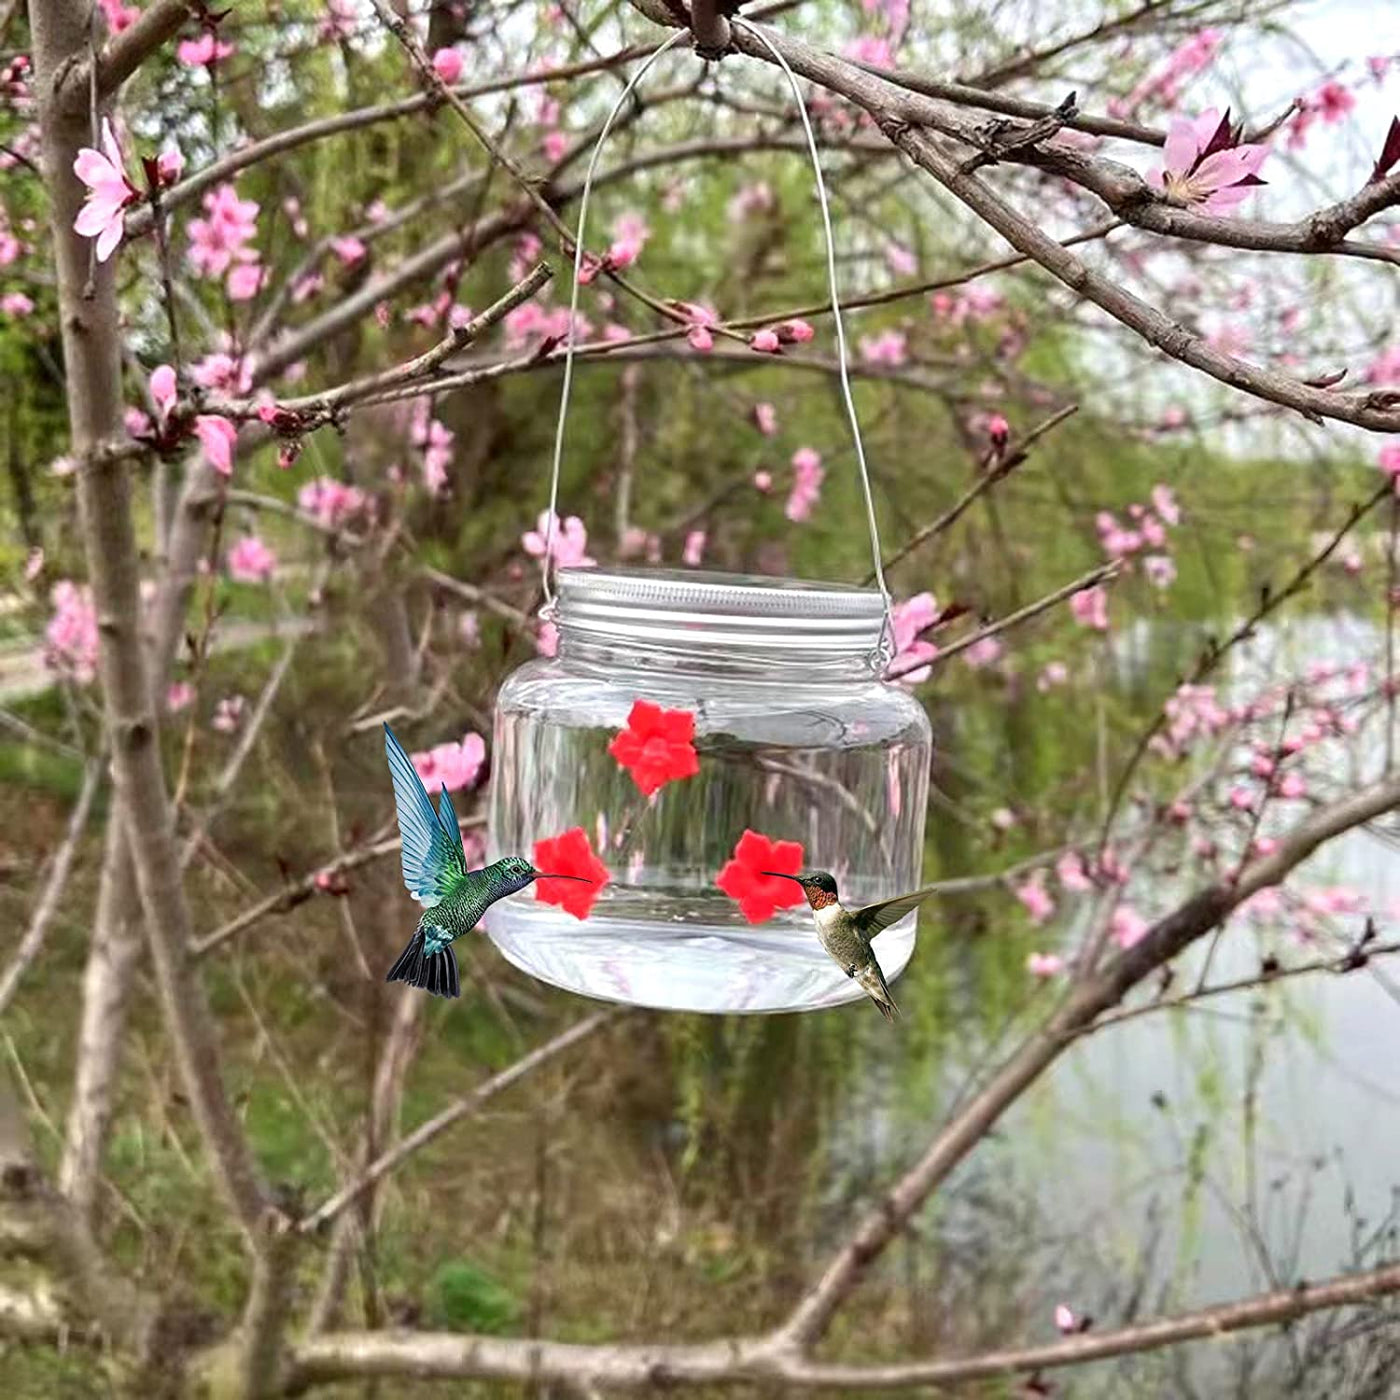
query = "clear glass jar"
xmin=487 ymin=567 xmax=932 ymax=1013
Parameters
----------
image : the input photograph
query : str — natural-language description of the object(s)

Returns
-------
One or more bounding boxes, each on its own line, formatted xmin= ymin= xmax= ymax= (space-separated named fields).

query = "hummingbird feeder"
xmin=484 ymin=24 xmax=933 ymax=1013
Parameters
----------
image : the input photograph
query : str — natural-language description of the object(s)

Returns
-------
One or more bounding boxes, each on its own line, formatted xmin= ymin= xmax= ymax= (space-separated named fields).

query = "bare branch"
xmin=300 ymin=1010 xmax=620 ymax=1234
xmin=886 ymin=561 xmax=1119 ymax=680
xmin=874 ymin=405 xmax=1079 ymax=580
xmin=285 ymin=1256 xmax=1400 ymax=1389
xmin=213 ymin=262 xmax=553 ymax=427
xmin=56 ymin=0 xmax=195 ymax=111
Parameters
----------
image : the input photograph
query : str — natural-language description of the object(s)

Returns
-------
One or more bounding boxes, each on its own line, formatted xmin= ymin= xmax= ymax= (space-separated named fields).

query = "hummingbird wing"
xmin=850 ymin=884 xmax=940 ymax=939
xmin=383 ymin=724 xmax=467 ymax=909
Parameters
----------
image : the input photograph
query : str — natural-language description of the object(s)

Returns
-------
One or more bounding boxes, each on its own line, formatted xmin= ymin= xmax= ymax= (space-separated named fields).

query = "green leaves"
xmin=427 ymin=1259 xmax=521 ymax=1334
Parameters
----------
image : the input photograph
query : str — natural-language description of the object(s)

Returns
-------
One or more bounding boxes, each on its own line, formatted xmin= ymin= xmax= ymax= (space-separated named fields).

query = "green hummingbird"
xmin=383 ymin=724 xmax=592 ymax=999
xmin=764 ymin=870 xmax=938 ymax=1020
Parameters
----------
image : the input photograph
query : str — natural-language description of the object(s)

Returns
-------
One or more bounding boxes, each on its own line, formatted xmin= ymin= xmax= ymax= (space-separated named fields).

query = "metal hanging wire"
xmin=539 ymin=20 xmax=896 ymax=667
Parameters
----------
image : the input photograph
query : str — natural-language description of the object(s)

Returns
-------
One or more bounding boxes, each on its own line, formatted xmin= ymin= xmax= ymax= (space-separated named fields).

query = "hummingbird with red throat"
xmin=764 ymin=870 xmax=939 ymax=1020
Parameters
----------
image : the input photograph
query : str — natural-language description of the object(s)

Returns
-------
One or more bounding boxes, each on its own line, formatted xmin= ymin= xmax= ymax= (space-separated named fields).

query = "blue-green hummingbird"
xmin=383 ymin=724 xmax=592 ymax=998
xmin=764 ymin=870 xmax=938 ymax=1020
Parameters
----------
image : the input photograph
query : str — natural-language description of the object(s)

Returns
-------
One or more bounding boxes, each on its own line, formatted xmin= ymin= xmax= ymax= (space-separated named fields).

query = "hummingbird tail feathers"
xmin=857 ymin=962 xmax=899 ymax=1021
xmin=386 ymin=927 xmax=461 ymax=999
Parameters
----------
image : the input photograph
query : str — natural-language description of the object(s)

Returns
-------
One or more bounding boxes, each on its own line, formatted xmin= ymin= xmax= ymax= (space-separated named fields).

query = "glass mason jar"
xmin=487 ymin=567 xmax=932 ymax=1014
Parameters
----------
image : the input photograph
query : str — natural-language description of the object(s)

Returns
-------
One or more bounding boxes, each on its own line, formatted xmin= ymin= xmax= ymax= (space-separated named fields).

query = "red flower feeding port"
xmin=607 ymin=700 xmax=700 ymax=797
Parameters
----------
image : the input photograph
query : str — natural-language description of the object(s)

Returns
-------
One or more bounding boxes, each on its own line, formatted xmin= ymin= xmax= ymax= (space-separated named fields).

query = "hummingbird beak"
xmin=761 ymin=871 xmax=805 ymax=883
xmin=533 ymin=871 xmax=594 ymax=882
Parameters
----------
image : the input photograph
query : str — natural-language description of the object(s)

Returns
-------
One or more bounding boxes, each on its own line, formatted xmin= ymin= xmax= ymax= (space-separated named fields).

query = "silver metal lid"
xmin=555 ymin=567 xmax=886 ymax=658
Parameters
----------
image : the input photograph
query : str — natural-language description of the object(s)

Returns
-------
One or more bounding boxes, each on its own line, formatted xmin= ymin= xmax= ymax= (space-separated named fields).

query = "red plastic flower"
xmin=533 ymin=827 xmax=609 ymax=920
xmin=607 ymin=699 xmax=700 ymax=797
xmin=716 ymin=829 xmax=807 ymax=924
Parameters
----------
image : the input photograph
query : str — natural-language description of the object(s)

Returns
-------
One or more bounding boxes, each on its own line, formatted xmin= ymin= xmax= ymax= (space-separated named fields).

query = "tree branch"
xmin=57 ymin=0 xmax=196 ymax=111
xmin=299 ymin=1010 xmax=619 ymax=1234
xmin=31 ymin=0 xmax=270 ymax=1243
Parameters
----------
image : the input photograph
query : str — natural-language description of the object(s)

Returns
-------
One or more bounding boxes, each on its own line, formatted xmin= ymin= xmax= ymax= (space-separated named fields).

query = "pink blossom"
xmin=73 ymin=118 xmax=138 ymax=262
xmin=753 ymin=470 xmax=773 ymax=492
xmin=291 ymin=272 xmax=324 ymax=304
xmin=1146 ymin=109 xmax=1268 ymax=214
xmin=1037 ymin=660 xmax=1068 ymax=692
xmin=176 ymin=32 xmax=234 ymax=67
xmin=2 ymin=291 xmax=34 ymax=317
xmin=1276 ymin=771 xmax=1307 ymax=800
xmin=432 ymin=47 xmax=464 ymax=84
xmin=962 ymin=636 xmax=1003 ymax=669
xmin=860 ymin=328 xmax=908 ymax=366
xmin=1369 ymin=346 xmax=1400 ymax=384
xmin=1316 ymin=80 xmax=1355 ymax=123
xmin=726 ymin=182 xmax=774 ymax=221
xmin=97 ymin=0 xmax=140 ymax=33
xmin=1144 ymin=554 xmax=1177 ymax=588
xmin=187 ymin=183 xmax=259 ymax=279
xmin=1120 ymin=29 xmax=1222 ymax=113
xmin=1151 ymin=483 xmax=1181 ymax=525
xmin=213 ymin=695 xmax=244 ymax=733
xmin=682 ymin=530 xmax=706 ymax=566
xmin=521 ymin=510 xmax=595 ymax=568
xmin=227 ymin=535 xmax=276 ymax=583
xmin=607 ymin=211 xmax=649 ymax=269
xmin=754 ymin=402 xmax=777 ymax=436
xmin=1070 ymin=585 xmax=1110 ymax=631
xmin=1057 ymin=852 xmax=1093 ymax=893
xmin=1379 ymin=444 xmax=1400 ymax=482
xmin=150 ymin=364 xmax=177 ymax=420
xmin=44 ymin=581 xmax=99 ymax=684
xmin=191 ymin=351 xmax=251 ymax=393
xmin=410 ymin=732 xmax=487 ymax=795
xmin=885 ymin=242 xmax=917 ymax=276
xmin=541 ymin=130 xmax=569 ymax=163
xmin=504 ymin=301 xmax=591 ymax=350
xmin=226 ymin=262 xmax=264 ymax=301
xmin=750 ymin=329 xmax=780 ymax=353
xmin=193 ymin=415 xmax=237 ymax=476
xmin=619 ymin=527 xmax=651 ymax=560
xmin=985 ymin=412 xmax=1010 ymax=451
xmin=991 ymin=807 xmax=1017 ymax=831
xmin=888 ymin=591 xmax=939 ymax=685
xmin=1027 ymin=952 xmax=1065 ymax=978
xmin=785 ymin=447 xmax=824 ymax=522
xmin=676 ymin=301 xmax=719 ymax=352
xmin=930 ymin=285 xmax=1003 ymax=325
xmin=1110 ymin=905 xmax=1149 ymax=950
xmin=330 ymin=236 xmax=367 ymax=266
xmin=844 ymin=34 xmax=893 ymax=68
xmin=319 ymin=0 xmax=358 ymax=41
xmin=166 ymin=681 xmax=195 ymax=712
xmin=779 ymin=318 xmax=815 ymax=343
xmin=298 ymin=477 xmax=368 ymax=530
xmin=1054 ymin=1304 xmax=1079 ymax=1333
xmin=1016 ymin=877 xmax=1056 ymax=924
xmin=411 ymin=404 xmax=454 ymax=491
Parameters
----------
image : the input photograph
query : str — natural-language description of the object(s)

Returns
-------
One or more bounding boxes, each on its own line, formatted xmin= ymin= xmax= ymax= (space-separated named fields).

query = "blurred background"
xmin=3 ymin=0 xmax=1400 ymax=1394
